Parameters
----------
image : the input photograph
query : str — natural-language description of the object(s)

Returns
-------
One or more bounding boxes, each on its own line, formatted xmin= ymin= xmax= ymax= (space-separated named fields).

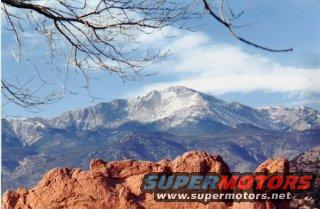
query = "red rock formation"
xmin=2 ymin=152 xmax=290 ymax=209
xmin=256 ymin=157 xmax=289 ymax=173
xmin=232 ymin=157 xmax=290 ymax=209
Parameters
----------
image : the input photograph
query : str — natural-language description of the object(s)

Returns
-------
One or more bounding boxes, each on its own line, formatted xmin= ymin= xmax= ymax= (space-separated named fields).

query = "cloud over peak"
xmin=135 ymin=30 xmax=320 ymax=97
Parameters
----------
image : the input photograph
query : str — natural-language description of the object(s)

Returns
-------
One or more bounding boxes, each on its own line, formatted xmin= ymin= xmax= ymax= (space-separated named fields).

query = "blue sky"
xmin=2 ymin=0 xmax=320 ymax=118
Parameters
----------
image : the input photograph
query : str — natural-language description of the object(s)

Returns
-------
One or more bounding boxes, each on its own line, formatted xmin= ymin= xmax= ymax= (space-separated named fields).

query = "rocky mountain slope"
xmin=289 ymin=146 xmax=320 ymax=209
xmin=2 ymin=86 xmax=320 ymax=192
xmin=261 ymin=106 xmax=320 ymax=131
xmin=290 ymin=146 xmax=320 ymax=173
xmin=5 ymin=87 xmax=320 ymax=144
xmin=2 ymin=151 xmax=290 ymax=209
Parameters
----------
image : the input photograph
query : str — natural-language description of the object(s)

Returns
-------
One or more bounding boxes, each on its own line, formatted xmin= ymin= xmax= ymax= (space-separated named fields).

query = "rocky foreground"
xmin=2 ymin=151 xmax=316 ymax=209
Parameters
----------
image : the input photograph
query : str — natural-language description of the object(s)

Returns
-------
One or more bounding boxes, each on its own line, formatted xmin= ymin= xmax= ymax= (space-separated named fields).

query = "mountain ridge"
xmin=4 ymin=86 xmax=320 ymax=145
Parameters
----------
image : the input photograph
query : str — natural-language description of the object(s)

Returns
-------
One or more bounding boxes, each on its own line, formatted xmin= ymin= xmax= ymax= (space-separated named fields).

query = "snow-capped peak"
xmin=127 ymin=86 xmax=211 ymax=122
xmin=4 ymin=86 xmax=320 ymax=145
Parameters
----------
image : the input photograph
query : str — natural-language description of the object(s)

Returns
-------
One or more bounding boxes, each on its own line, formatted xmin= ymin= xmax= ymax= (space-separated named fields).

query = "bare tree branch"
xmin=202 ymin=0 xmax=293 ymax=52
xmin=1 ymin=0 xmax=293 ymax=110
xmin=1 ymin=0 xmax=198 ymax=108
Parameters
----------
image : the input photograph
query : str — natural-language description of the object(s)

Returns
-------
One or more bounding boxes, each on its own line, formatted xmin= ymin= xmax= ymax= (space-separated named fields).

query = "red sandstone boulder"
xmin=232 ymin=157 xmax=290 ymax=209
xmin=255 ymin=157 xmax=289 ymax=173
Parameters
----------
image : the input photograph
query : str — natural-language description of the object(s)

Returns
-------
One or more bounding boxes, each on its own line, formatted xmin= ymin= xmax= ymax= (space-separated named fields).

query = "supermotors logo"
xmin=141 ymin=173 xmax=315 ymax=203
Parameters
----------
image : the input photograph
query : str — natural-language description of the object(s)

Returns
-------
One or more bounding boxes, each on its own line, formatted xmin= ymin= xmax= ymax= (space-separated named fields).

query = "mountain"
xmin=261 ymin=106 xmax=320 ymax=131
xmin=2 ymin=86 xmax=320 ymax=192
xmin=5 ymin=87 xmax=320 ymax=144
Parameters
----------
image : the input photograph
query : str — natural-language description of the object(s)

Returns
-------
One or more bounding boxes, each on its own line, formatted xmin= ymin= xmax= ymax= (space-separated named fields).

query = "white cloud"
xmin=136 ymin=27 xmax=182 ymax=49
xmin=133 ymin=32 xmax=320 ymax=96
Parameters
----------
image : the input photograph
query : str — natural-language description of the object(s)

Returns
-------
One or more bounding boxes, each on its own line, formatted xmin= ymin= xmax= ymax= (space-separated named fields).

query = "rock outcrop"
xmin=289 ymin=146 xmax=320 ymax=209
xmin=232 ymin=157 xmax=290 ymax=209
xmin=2 ymin=151 xmax=290 ymax=209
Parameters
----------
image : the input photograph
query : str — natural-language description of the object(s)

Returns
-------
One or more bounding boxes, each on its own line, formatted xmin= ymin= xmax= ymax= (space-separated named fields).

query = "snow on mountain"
xmin=49 ymin=86 xmax=274 ymax=130
xmin=4 ymin=118 xmax=50 ymax=145
xmin=127 ymin=87 xmax=210 ymax=122
xmin=50 ymin=99 xmax=129 ymax=130
xmin=261 ymin=106 xmax=320 ymax=131
xmin=4 ymin=86 xmax=320 ymax=145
